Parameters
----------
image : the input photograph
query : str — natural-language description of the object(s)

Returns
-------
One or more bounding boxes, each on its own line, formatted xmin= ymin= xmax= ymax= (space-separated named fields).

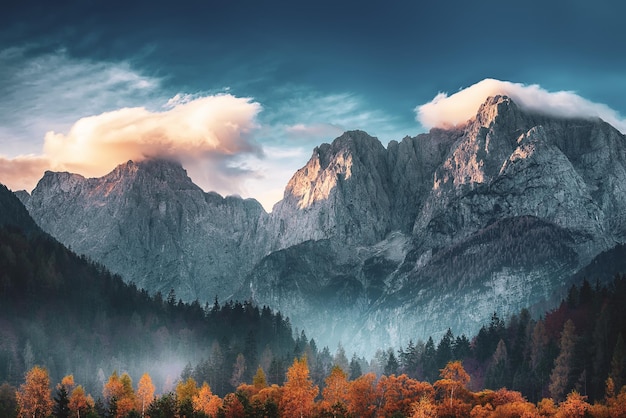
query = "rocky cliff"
xmin=19 ymin=159 xmax=268 ymax=300
xmin=246 ymin=95 xmax=626 ymax=354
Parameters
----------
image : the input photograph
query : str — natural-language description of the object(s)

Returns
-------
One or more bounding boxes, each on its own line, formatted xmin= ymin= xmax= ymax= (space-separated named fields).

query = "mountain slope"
xmin=19 ymin=159 xmax=268 ymax=300
xmin=0 ymin=184 xmax=298 ymax=395
xmin=18 ymin=95 xmax=626 ymax=355
xmin=245 ymin=96 xmax=626 ymax=353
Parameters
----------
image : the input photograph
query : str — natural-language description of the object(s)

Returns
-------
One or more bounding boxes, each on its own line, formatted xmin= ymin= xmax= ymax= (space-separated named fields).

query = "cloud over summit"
xmin=416 ymin=78 xmax=626 ymax=134
xmin=0 ymin=94 xmax=262 ymax=195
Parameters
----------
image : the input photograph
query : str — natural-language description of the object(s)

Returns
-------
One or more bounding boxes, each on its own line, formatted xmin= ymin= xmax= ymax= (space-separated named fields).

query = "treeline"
xmin=0 ymin=224 xmax=298 ymax=397
xmin=380 ymin=276 xmax=626 ymax=404
xmin=4 ymin=357 xmax=626 ymax=417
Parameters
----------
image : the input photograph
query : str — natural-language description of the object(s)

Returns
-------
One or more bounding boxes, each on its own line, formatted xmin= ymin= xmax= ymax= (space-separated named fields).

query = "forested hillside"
xmin=0 ymin=184 xmax=299 ymax=401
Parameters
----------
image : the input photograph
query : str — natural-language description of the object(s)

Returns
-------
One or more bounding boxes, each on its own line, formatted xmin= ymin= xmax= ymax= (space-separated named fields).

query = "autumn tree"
xmin=321 ymin=365 xmax=349 ymax=411
xmin=136 ymin=373 xmax=155 ymax=418
xmin=346 ymin=373 xmax=377 ymax=418
xmin=549 ymin=320 xmax=577 ymax=401
xmin=410 ymin=395 xmax=436 ymax=418
xmin=176 ymin=377 xmax=198 ymax=417
xmin=280 ymin=357 xmax=319 ymax=418
xmin=253 ymin=366 xmax=268 ymax=390
xmin=434 ymin=361 xmax=470 ymax=408
xmin=193 ymin=382 xmax=223 ymax=417
xmin=555 ymin=391 xmax=589 ymax=418
xmin=68 ymin=385 xmax=93 ymax=418
xmin=377 ymin=374 xmax=434 ymax=417
xmin=222 ymin=392 xmax=245 ymax=418
xmin=16 ymin=366 xmax=53 ymax=418
xmin=103 ymin=371 xmax=136 ymax=418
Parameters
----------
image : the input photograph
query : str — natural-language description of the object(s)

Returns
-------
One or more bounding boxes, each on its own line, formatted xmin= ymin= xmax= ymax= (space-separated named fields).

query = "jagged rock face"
xmin=268 ymin=130 xmax=394 ymax=250
xmin=18 ymin=96 xmax=626 ymax=356
xmin=245 ymin=96 xmax=626 ymax=354
xmin=20 ymin=159 xmax=268 ymax=300
xmin=413 ymin=96 xmax=623 ymax=263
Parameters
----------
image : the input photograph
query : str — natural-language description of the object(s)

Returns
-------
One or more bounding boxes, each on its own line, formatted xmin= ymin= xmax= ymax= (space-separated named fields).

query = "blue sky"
xmin=1 ymin=0 xmax=625 ymax=210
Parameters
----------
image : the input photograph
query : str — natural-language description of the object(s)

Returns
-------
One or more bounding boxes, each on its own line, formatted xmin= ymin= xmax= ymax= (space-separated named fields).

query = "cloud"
xmin=0 ymin=155 xmax=52 ymax=192
xmin=416 ymin=78 xmax=626 ymax=133
xmin=0 ymin=94 xmax=263 ymax=195
xmin=284 ymin=123 xmax=344 ymax=139
xmin=0 ymin=47 xmax=164 ymax=154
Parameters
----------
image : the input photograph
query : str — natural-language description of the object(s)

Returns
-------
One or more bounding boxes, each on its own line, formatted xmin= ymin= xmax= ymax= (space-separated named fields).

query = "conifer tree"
xmin=549 ymin=319 xmax=578 ymax=401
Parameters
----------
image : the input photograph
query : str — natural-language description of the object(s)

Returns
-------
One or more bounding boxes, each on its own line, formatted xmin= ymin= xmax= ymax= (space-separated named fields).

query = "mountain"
xmin=0 ymin=184 xmax=298 ymax=395
xmin=18 ymin=159 xmax=269 ymax=300
xmin=18 ymin=95 xmax=626 ymax=355
xmin=247 ymin=95 xmax=626 ymax=354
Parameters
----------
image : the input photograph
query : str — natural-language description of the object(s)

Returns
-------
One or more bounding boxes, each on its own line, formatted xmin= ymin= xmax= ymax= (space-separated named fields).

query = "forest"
xmin=2 ymin=184 xmax=626 ymax=417
xmin=2 ymin=240 xmax=626 ymax=418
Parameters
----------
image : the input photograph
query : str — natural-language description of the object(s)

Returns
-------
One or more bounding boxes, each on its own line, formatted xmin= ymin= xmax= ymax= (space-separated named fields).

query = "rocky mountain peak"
xmin=37 ymin=170 xmax=86 ymax=194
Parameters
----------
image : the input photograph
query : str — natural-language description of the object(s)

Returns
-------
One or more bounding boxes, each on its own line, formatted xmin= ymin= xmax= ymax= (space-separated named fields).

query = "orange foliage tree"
xmin=322 ymin=365 xmax=350 ymax=407
xmin=69 ymin=385 xmax=93 ymax=418
xmin=103 ymin=371 xmax=136 ymax=417
xmin=16 ymin=366 xmax=53 ymax=418
xmin=280 ymin=357 xmax=319 ymax=418
xmin=435 ymin=361 xmax=470 ymax=407
xmin=346 ymin=373 xmax=377 ymax=418
xmin=193 ymin=382 xmax=223 ymax=417
xmin=222 ymin=392 xmax=245 ymax=418
xmin=410 ymin=395 xmax=437 ymax=418
xmin=376 ymin=374 xmax=434 ymax=417
xmin=555 ymin=391 xmax=589 ymax=418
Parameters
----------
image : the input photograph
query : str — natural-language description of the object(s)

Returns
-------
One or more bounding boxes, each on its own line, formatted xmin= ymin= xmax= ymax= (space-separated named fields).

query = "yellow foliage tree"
xmin=280 ymin=357 xmax=319 ymax=418
xmin=411 ymin=395 xmax=437 ymax=418
xmin=16 ymin=366 xmax=53 ymax=418
xmin=434 ymin=361 xmax=470 ymax=407
xmin=69 ymin=385 xmax=93 ymax=418
xmin=253 ymin=366 xmax=268 ymax=391
xmin=176 ymin=377 xmax=199 ymax=404
xmin=136 ymin=373 xmax=155 ymax=418
xmin=61 ymin=375 xmax=75 ymax=391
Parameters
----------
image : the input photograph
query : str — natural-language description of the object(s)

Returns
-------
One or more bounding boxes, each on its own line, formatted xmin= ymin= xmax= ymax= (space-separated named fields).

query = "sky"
xmin=0 ymin=0 xmax=625 ymax=211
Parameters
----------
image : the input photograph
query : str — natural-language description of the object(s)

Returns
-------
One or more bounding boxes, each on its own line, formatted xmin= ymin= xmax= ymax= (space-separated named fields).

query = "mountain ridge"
xmin=16 ymin=95 xmax=626 ymax=354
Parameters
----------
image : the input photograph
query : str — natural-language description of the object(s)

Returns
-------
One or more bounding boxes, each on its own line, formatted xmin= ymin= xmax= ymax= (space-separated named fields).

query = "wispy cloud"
xmin=0 ymin=47 xmax=164 ymax=155
xmin=238 ymin=89 xmax=409 ymax=210
xmin=416 ymin=78 xmax=626 ymax=133
xmin=1 ymin=94 xmax=262 ymax=196
xmin=0 ymin=47 xmax=413 ymax=211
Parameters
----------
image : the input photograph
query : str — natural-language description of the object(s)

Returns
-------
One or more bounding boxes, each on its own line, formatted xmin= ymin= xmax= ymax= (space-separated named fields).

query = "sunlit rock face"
xmin=20 ymin=159 xmax=268 ymax=300
xmin=20 ymin=96 xmax=626 ymax=356
xmin=268 ymin=130 xmax=393 ymax=250
xmin=246 ymin=95 xmax=626 ymax=355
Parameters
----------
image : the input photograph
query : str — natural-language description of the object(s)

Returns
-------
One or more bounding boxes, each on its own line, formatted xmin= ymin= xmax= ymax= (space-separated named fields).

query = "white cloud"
xmin=416 ymin=78 xmax=626 ymax=134
xmin=0 ymin=94 xmax=263 ymax=196
xmin=0 ymin=47 xmax=164 ymax=156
